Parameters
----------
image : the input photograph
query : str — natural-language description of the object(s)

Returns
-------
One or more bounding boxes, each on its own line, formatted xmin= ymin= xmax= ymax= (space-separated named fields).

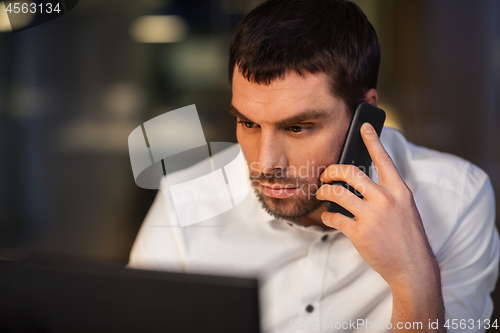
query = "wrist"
xmin=388 ymin=244 xmax=442 ymax=292
xmin=389 ymin=258 xmax=444 ymax=318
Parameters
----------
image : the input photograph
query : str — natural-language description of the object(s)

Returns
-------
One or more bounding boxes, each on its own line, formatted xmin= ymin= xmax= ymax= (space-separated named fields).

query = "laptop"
xmin=0 ymin=260 xmax=261 ymax=333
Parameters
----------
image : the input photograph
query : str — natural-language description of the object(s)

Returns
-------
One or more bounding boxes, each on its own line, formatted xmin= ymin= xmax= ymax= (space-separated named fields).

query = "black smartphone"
xmin=325 ymin=101 xmax=386 ymax=218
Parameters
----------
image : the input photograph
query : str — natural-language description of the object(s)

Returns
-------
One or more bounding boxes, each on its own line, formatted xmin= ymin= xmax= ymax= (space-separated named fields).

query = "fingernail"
xmin=362 ymin=123 xmax=374 ymax=134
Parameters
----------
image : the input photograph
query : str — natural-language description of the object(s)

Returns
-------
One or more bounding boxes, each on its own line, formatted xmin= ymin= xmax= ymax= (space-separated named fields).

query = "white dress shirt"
xmin=128 ymin=128 xmax=499 ymax=333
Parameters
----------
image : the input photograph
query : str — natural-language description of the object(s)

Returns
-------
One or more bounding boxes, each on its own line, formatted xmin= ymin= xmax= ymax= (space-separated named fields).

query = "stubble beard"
xmin=250 ymin=173 xmax=324 ymax=221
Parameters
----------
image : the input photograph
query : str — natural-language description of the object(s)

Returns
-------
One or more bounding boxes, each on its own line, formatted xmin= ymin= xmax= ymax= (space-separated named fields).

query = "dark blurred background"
xmin=0 ymin=0 xmax=499 ymax=322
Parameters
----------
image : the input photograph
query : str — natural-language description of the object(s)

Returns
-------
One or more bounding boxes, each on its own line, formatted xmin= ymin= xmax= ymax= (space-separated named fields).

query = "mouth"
xmin=260 ymin=184 xmax=301 ymax=198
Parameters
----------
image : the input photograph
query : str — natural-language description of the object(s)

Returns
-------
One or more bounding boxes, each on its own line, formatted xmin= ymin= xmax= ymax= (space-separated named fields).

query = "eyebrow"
xmin=227 ymin=104 xmax=249 ymax=120
xmin=227 ymin=104 xmax=329 ymax=127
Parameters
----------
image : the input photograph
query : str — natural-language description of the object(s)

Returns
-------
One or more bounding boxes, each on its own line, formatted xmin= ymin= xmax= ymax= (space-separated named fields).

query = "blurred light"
xmin=102 ymin=83 xmax=144 ymax=119
xmin=130 ymin=15 xmax=187 ymax=43
xmin=11 ymin=86 xmax=47 ymax=118
xmin=165 ymin=37 xmax=228 ymax=89
xmin=0 ymin=2 xmax=12 ymax=32
xmin=58 ymin=119 xmax=137 ymax=153
xmin=0 ymin=1 xmax=36 ymax=32
xmin=378 ymin=103 xmax=403 ymax=132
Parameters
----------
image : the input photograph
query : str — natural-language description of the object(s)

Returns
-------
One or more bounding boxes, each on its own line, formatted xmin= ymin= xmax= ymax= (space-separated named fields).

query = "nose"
xmin=253 ymin=130 xmax=288 ymax=175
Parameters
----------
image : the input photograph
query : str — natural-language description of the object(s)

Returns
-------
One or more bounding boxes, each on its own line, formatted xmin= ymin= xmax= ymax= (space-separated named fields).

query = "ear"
xmin=363 ymin=88 xmax=378 ymax=106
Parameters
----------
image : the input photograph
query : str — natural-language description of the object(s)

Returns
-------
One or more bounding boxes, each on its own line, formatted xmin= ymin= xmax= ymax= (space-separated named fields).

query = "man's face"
xmin=230 ymin=69 xmax=351 ymax=221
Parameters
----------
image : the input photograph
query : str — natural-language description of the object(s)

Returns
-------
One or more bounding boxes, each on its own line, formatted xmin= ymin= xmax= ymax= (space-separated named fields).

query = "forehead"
xmin=231 ymin=69 xmax=346 ymax=123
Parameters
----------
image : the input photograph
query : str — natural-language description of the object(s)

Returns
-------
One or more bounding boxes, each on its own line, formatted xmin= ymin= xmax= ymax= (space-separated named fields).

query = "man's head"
xmin=229 ymin=0 xmax=380 ymax=114
xmin=229 ymin=0 xmax=380 ymax=222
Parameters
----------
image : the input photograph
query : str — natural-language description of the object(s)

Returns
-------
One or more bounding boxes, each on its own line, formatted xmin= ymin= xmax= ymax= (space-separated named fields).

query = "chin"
xmin=255 ymin=190 xmax=323 ymax=221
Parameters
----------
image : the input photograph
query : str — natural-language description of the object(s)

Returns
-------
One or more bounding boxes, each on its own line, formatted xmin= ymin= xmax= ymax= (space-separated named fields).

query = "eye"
xmin=287 ymin=125 xmax=308 ymax=133
xmin=237 ymin=120 xmax=259 ymax=129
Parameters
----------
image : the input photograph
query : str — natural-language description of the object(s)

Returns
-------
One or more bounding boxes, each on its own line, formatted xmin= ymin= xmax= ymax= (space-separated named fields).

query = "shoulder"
xmin=380 ymin=128 xmax=496 ymax=256
xmin=380 ymin=127 xmax=490 ymax=199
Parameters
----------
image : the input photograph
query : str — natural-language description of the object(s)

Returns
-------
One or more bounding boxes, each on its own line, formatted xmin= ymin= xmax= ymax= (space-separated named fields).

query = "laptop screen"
xmin=0 ymin=260 xmax=261 ymax=333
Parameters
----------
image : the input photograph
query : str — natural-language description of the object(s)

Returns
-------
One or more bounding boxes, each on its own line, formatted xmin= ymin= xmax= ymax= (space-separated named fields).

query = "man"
xmin=128 ymin=0 xmax=499 ymax=332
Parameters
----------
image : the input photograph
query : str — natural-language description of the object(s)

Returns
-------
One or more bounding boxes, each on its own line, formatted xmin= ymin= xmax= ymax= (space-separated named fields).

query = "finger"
xmin=317 ymin=184 xmax=366 ymax=217
xmin=360 ymin=123 xmax=402 ymax=185
xmin=320 ymin=164 xmax=377 ymax=198
xmin=321 ymin=211 xmax=355 ymax=236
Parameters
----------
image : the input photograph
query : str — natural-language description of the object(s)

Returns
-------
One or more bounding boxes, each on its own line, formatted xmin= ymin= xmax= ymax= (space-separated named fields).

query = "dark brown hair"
xmin=229 ymin=0 xmax=380 ymax=113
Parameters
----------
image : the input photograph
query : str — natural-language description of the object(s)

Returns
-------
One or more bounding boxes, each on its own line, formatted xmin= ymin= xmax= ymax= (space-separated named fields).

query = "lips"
xmin=260 ymin=184 xmax=300 ymax=198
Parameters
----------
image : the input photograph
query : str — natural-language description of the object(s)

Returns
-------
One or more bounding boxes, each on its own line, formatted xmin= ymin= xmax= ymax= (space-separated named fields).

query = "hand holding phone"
xmin=325 ymin=102 xmax=386 ymax=218
xmin=317 ymin=106 xmax=443 ymax=321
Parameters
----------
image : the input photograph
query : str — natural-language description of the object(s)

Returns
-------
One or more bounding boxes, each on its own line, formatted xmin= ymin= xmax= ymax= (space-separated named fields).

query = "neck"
xmin=296 ymin=202 xmax=336 ymax=232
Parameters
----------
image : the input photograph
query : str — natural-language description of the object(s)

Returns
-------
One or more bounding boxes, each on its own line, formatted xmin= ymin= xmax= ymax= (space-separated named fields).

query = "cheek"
xmin=316 ymin=116 xmax=351 ymax=164
xmin=287 ymin=128 xmax=348 ymax=177
xmin=285 ymin=146 xmax=328 ymax=180
xmin=325 ymin=130 xmax=347 ymax=162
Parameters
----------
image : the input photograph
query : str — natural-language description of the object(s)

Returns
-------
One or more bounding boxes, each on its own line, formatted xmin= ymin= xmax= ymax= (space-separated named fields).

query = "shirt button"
xmin=321 ymin=234 xmax=328 ymax=242
xmin=306 ymin=304 xmax=314 ymax=313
